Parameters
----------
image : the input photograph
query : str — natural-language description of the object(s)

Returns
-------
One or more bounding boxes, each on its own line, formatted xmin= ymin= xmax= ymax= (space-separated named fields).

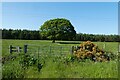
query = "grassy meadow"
xmin=2 ymin=39 xmax=118 ymax=78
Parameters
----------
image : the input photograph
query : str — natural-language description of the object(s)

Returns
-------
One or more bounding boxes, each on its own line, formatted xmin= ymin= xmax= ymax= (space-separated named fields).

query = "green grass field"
xmin=2 ymin=39 xmax=118 ymax=78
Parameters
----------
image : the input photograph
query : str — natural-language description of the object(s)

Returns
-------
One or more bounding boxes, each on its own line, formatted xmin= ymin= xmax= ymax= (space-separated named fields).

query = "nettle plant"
xmin=19 ymin=54 xmax=44 ymax=72
xmin=19 ymin=54 xmax=37 ymax=69
xmin=73 ymin=41 xmax=116 ymax=62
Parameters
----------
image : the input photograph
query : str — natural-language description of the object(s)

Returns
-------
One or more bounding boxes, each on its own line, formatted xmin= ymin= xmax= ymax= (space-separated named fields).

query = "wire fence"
xmin=26 ymin=44 xmax=72 ymax=58
xmin=5 ymin=43 xmax=119 ymax=64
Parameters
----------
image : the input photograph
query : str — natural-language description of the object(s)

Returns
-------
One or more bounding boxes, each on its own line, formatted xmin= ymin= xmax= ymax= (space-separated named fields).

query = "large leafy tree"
xmin=40 ymin=18 xmax=76 ymax=43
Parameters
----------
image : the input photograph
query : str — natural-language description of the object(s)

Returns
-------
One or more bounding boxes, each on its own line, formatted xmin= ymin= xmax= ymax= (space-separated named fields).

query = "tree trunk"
xmin=52 ymin=39 xmax=55 ymax=43
xmin=52 ymin=31 xmax=55 ymax=43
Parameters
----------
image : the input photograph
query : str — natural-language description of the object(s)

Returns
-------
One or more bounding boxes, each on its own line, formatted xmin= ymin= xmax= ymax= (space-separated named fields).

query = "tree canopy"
xmin=40 ymin=18 xmax=76 ymax=43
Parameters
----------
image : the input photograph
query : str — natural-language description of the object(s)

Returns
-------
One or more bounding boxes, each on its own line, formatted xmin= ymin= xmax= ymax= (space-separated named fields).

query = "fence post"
xmin=50 ymin=46 xmax=51 ymax=54
xmin=38 ymin=47 xmax=39 ymax=61
xmin=71 ymin=46 xmax=74 ymax=54
xmin=24 ymin=45 xmax=28 ymax=53
xmin=9 ymin=45 xmax=12 ymax=54
xmin=103 ymin=43 xmax=106 ymax=49
xmin=118 ymin=44 xmax=120 ymax=53
xmin=60 ymin=46 xmax=62 ymax=55
xmin=17 ymin=46 xmax=20 ymax=53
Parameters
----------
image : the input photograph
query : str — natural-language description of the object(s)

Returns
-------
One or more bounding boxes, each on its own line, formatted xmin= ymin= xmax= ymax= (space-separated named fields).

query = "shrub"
xmin=73 ymin=41 xmax=116 ymax=62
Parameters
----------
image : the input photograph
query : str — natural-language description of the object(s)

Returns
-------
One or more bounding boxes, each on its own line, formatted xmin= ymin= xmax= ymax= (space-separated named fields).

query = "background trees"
xmin=40 ymin=18 xmax=76 ymax=43
xmin=2 ymin=29 xmax=120 ymax=42
xmin=2 ymin=29 xmax=41 ymax=40
xmin=75 ymin=33 xmax=120 ymax=42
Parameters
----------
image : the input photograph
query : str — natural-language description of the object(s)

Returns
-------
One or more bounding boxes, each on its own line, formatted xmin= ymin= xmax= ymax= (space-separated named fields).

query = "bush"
xmin=73 ymin=41 xmax=116 ymax=62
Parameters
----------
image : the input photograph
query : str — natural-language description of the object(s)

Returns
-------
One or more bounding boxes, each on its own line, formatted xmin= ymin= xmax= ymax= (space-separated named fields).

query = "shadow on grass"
xmin=56 ymin=42 xmax=81 ymax=44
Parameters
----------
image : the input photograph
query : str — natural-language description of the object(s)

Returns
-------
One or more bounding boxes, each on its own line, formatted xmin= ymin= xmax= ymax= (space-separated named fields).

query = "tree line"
xmin=2 ymin=29 xmax=41 ymax=40
xmin=2 ymin=29 xmax=120 ymax=42
xmin=76 ymin=33 xmax=120 ymax=42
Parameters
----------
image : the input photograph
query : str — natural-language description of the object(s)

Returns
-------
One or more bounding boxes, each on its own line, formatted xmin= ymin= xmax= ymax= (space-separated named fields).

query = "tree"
xmin=40 ymin=18 xmax=76 ymax=43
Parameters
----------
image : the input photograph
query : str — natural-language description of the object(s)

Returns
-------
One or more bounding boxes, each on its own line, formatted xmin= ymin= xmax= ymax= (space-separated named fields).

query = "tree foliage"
xmin=76 ymin=33 xmax=120 ymax=42
xmin=2 ymin=29 xmax=120 ymax=42
xmin=40 ymin=18 xmax=76 ymax=42
xmin=2 ymin=29 xmax=41 ymax=40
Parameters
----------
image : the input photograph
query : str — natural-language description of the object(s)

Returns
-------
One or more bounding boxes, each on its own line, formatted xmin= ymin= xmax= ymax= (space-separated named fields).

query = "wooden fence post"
xmin=71 ymin=46 xmax=74 ymax=54
xmin=24 ymin=45 xmax=28 ymax=53
xmin=9 ymin=45 xmax=22 ymax=54
xmin=60 ymin=46 xmax=62 ymax=55
xmin=9 ymin=45 xmax=12 ymax=54
xmin=17 ymin=46 xmax=20 ymax=53
xmin=119 ymin=44 xmax=120 ymax=53
xmin=103 ymin=43 xmax=106 ymax=49
xmin=50 ymin=46 xmax=51 ymax=54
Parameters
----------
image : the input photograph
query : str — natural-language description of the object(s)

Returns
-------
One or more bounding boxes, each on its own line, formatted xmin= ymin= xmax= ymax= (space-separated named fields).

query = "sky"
xmin=1 ymin=0 xmax=119 ymax=2
xmin=1 ymin=2 xmax=118 ymax=35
